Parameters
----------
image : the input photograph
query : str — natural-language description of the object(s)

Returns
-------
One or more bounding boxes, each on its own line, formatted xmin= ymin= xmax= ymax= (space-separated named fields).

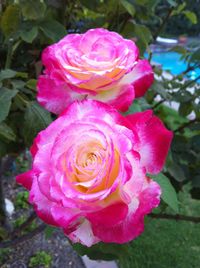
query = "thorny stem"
xmin=153 ymin=6 xmax=174 ymax=41
xmin=174 ymin=118 xmax=199 ymax=133
xmin=5 ymin=39 xmax=13 ymax=69
xmin=149 ymin=213 xmax=200 ymax=223
xmin=180 ymin=74 xmax=200 ymax=90
xmin=181 ymin=63 xmax=200 ymax=76
xmin=152 ymin=99 xmax=165 ymax=109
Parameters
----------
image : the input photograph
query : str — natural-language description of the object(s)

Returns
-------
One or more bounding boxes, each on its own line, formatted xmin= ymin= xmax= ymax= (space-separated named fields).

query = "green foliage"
xmin=19 ymin=0 xmax=46 ymax=21
xmin=13 ymin=215 xmax=26 ymax=228
xmin=29 ymin=251 xmax=52 ymax=268
xmin=15 ymin=191 xmax=29 ymax=209
xmin=0 ymin=69 xmax=16 ymax=81
xmin=13 ymin=215 xmax=37 ymax=232
xmin=16 ymin=154 xmax=30 ymax=173
xmin=73 ymin=242 xmax=130 ymax=261
xmin=0 ymin=248 xmax=11 ymax=266
xmin=23 ymin=101 xmax=52 ymax=147
xmin=0 ymin=123 xmax=16 ymax=142
xmin=0 ymin=4 xmax=20 ymax=37
xmin=122 ymin=21 xmax=152 ymax=54
xmin=120 ymin=0 xmax=136 ymax=17
xmin=163 ymin=0 xmax=200 ymax=36
xmin=151 ymin=173 xmax=179 ymax=213
xmin=39 ymin=19 xmax=66 ymax=43
xmin=183 ymin=10 xmax=197 ymax=24
xmin=20 ymin=26 xmax=38 ymax=43
xmin=0 ymin=88 xmax=18 ymax=123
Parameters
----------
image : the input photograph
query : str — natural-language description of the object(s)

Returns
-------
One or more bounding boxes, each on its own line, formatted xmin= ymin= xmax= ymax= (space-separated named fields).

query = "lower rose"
xmin=16 ymin=100 xmax=173 ymax=247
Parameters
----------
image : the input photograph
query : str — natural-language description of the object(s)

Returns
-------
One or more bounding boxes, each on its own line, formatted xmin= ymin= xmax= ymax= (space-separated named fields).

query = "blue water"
xmin=145 ymin=52 xmax=200 ymax=81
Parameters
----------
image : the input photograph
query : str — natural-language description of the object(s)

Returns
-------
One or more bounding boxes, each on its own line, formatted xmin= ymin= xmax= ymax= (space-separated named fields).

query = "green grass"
xmin=118 ymin=186 xmax=200 ymax=268
xmin=29 ymin=251 xmax=52 ymax=268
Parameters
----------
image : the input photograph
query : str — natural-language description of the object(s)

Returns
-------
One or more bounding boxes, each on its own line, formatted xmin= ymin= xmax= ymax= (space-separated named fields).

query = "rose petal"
xmin=16 ymin=170 xmax=34 ymax=190
xmin=37 ymin=75 xmax=84 ymax=114
xmin=67 ymin=219 xmax=100 ymax=247
xmin=91 ymin=178 xmax=161 ymax=243
xmin=120 ymin=59 xmax=154 ymax=97
xmin=87 ymin=202 xmax=128 ymax=228
xmin=126 ymin=110 xmax=173 ymax=174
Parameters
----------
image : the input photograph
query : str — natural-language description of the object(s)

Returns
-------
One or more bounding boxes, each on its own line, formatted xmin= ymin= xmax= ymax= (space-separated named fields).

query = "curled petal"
xmin=37 ymin=76 xmax=84 ymax=114
xmin=120 ymin=59 xmax=154 ymax=97
xmin=93 ymin=84 xmax=135 ymax=112
xmin=29 ymin=180 xmax=58 ymax=226
xmin=16 ymin=170 xmax=34 ymax=190
xmin=67 ymin=219 xmax=100 ymax=247
xmin=126 ymin=110 xmax=173 ymax=174
xmin=51 ymin=205 xmax=80 ymax=228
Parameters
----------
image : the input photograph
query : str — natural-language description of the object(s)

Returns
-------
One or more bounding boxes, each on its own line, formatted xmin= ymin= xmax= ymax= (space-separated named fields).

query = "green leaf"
xmin=171 ymin=2 xmax=186 ymax=15
xmin=0 ymin=88 xmax=18 ymax=123
xmin=189 ymin=48 xmax=200 ymax=63
xmin=120 ymin=0 xmax=135 ymax=16
xmin=179 ymin=102 xmax=193 ymax=117
xmin=122 ymin=21 xmax=152 ymax=54
xmin=39 ymin=19 xmax=66 ymax=43
xmin=167 ymin=162 xmax=186 ymax=182
xmin=176 ymin=2 xmax=186 ymax=13
xmin=26 ymin=79 xmax=37 ymax=90
xmin=16 ymin=72 xmax=28 ymax=79
xmin=124 ymin=102 xmax=142 ymax=116
xmin=183 ymin=11 xmax=197 ymax=24
xmin=73 ymin=242 xmax=130 ymax=261
xmin=79 ymin=0 xmax=101 ymax=11
xmin=20 ymin=26 xmax=38 ymax=43
xmin=124 ymin=98 xmax=151 ymax=115
xmin=19 ymin=0 xmax=46 ymax=20
xmin=151 ymin=173 xmax=179 ymax=213
xmin=150 ymin=80 xmax=171 ymax=99
xmin=0 ymin=4 xmax=20 ymax=37
xmin=0 ymin=123 xmax=16 ymax=142
xmin=23 ymin=101 xmax=52 ymax=147
xmin=0 ymin=69 xmax=16 ymax=81
xmin=173 ymin=90 xmax=193 ymax=103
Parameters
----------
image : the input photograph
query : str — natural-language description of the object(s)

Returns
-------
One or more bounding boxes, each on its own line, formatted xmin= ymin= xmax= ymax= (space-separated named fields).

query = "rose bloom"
xmin=37 ymin=28 xmax=153 ymax=114
xmin=17 ymin=100 xmax=172 ymax=247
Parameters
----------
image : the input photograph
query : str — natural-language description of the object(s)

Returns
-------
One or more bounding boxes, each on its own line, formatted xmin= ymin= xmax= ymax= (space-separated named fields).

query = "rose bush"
xmin=37 ymin=28 xmax=153 ymax=114
xmin=16 ymin=100 xmax=172 ymax=247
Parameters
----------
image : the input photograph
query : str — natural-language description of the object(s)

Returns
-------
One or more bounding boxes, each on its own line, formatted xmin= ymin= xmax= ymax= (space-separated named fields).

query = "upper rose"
xmin=16 ymin=100 xmax=172 ymax=247
xmin=37 ymin=28 xmax=154 ymax=114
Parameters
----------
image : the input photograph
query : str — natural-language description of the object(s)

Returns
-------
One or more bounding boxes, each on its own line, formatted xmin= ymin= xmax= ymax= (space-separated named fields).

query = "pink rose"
xmin=16 ymin=100 xmax=172 ymax=247
xmin=37 ymin=28 xmax=153 ymax=114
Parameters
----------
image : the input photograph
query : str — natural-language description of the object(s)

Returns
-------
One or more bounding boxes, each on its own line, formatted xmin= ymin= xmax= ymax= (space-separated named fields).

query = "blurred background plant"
xmin=0 ymin=0 xmax=200 ymax=267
